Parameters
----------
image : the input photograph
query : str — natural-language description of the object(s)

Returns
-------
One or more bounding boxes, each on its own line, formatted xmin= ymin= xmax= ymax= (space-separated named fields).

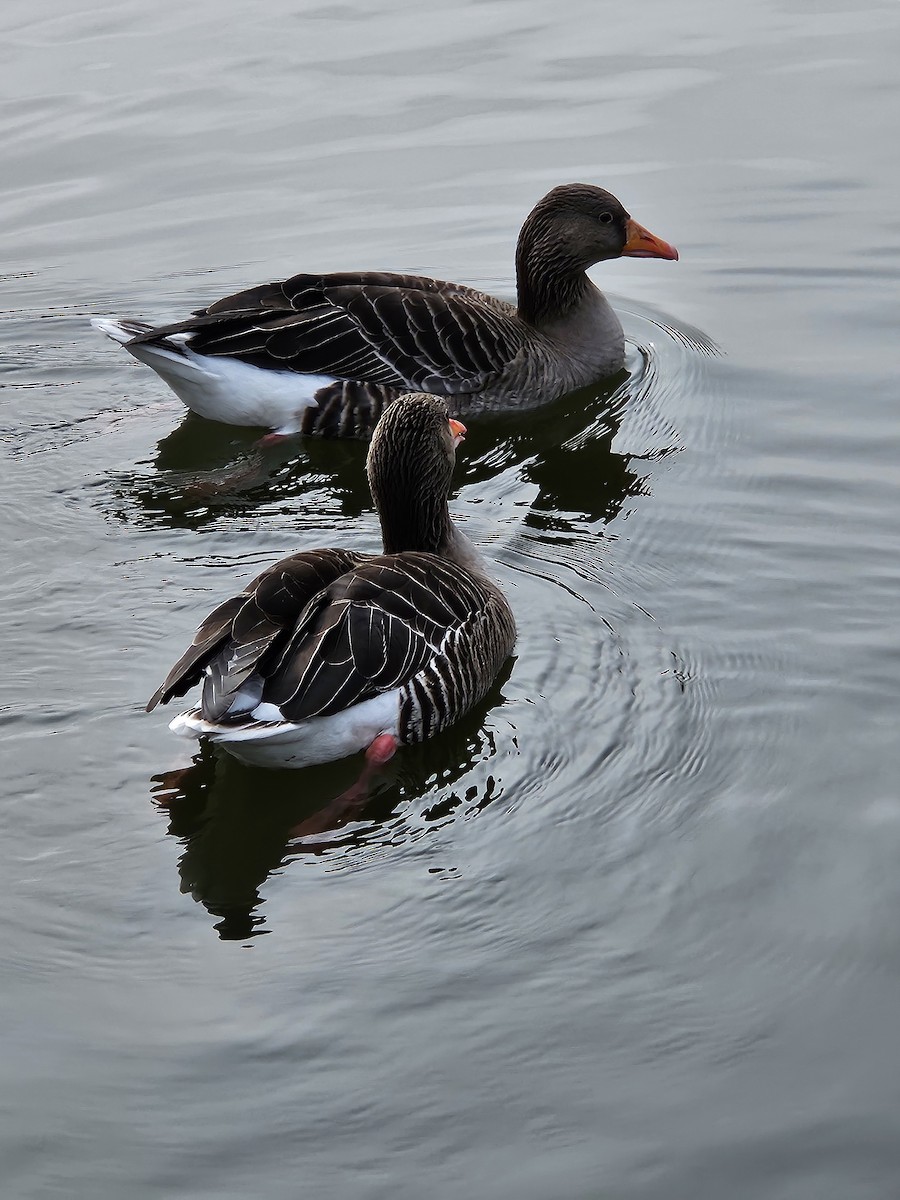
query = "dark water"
xmin=3 ymin=0 xmax=900 ymax=1196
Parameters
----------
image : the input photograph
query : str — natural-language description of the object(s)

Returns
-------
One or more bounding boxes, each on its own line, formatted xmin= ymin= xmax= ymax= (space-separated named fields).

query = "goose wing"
xmin=129 ymin=272 xmax=527 ymax=395
xmin=146 ymin=548 xmax=364 ymax=716
xmin=251 ymin=552 xmax=501 ymax=723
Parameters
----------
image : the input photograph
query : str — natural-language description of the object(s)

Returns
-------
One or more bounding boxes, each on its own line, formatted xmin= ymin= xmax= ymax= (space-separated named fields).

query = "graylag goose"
xmin=147 ymin=394 xmax=516 ymax=776
xmin=93 ymin=184 xmax=677 ymax=439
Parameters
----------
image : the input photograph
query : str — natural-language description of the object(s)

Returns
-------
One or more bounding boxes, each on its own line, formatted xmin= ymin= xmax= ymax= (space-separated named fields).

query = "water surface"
xmin=3 ymin=1 xmax=900 ymax=1197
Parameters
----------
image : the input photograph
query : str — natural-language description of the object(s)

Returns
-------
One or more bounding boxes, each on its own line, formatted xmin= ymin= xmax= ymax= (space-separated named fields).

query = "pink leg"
xmin=287 ymin=734 xmax=399 ymax=843
xmin=180 ymin=451 xmax=268 ymax=499
xmin=255 ymin=430 xmax=296 ymax=448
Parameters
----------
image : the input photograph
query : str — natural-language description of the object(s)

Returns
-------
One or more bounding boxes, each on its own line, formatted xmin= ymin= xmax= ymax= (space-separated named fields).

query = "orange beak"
xmin=622 ymin=217 xmax=679 ymax=261
xmin=449 ymin=418 xmax=467 ymax=443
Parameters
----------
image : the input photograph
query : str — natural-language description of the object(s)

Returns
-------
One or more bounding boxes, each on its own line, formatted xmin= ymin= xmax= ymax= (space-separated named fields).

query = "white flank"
xmin=92 ymin=316 xmax=330 ymax=434
xmin=169 ymin=690 xmax=402 ymax=769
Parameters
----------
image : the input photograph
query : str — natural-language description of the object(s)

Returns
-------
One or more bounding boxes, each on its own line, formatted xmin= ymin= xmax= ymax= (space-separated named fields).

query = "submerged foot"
xmin=287 ymin=734 xmax=399 ymax=844
xmin=255 ymin=430 xmax=297 ymax=449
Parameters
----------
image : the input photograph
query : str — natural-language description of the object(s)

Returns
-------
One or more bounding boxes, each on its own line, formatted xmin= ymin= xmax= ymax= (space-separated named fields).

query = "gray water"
xmin=3 ymin=0 xmax=900 ymax=1196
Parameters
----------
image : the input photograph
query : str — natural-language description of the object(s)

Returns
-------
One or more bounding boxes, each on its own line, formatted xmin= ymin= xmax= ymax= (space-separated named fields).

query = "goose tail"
xmin=91 ymin=316 xmax=155 ymax=345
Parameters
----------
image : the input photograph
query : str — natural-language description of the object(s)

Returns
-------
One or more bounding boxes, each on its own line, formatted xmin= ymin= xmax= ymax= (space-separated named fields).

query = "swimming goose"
xmin=147 ymin=393 xmax=516 ymax=774
xmin=93 ymin=184 xmax=676 ymax=438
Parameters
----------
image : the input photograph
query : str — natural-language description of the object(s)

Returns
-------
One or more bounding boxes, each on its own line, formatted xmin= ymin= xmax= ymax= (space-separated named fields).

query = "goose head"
xmin=516 ymin=183 xmax=678 ymax=323
xmin=519 ymin=183 xmax=678 ymax=269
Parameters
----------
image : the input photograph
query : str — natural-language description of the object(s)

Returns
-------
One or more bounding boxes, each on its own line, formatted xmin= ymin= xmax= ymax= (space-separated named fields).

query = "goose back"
xmin=130 ymin=271 xmax=527 ymax=396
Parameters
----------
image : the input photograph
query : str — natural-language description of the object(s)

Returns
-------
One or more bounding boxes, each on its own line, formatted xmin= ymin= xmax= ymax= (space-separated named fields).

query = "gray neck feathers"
xmin=515 ymin=212 xmax=592 ymax=327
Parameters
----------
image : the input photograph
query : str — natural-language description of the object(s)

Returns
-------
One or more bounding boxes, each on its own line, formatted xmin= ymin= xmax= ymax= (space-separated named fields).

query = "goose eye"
xmin=599 ymin=211 xmax=613 ymax=225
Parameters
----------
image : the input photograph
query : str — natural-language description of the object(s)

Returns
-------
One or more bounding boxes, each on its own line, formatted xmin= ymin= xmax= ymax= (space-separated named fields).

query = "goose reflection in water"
xmin=150 ymin=662 xmax=514 ymax=941
xmin=115 ymin=366 xmax=658 ymax=535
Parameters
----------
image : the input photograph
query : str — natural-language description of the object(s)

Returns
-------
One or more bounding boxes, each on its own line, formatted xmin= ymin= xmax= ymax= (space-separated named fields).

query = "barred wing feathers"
xmin=129 ymin=272 xmax=526 ymax=395
xmin=146 ymin=548 xmax=363 ymax=715
xmin=263 ymin=553 xmax=501 ymax=723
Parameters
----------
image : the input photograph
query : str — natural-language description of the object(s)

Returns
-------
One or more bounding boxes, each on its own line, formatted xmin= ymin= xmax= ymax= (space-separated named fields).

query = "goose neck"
xmin=515 ymin=224 xmax=592 ymax=327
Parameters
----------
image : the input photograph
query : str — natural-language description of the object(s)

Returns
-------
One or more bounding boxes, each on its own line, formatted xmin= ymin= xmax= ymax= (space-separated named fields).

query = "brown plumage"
xmin=93 ymin=184 xmax=677 ymax=438
xmin=148 ymin=394 xmax=516 ymax=769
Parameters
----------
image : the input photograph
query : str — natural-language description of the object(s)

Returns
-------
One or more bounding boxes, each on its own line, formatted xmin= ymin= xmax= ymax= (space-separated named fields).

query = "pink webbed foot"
xmin=287 ymin=734 xmax=400 ymax=844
